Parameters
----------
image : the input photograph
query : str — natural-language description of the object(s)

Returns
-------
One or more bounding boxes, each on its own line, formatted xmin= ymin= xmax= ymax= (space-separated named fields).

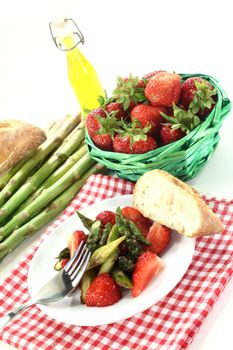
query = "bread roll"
xmin=133 ymin=169 xmax=224 ymax=237
xmin=0 ymin=120 xmax=46 ymax=175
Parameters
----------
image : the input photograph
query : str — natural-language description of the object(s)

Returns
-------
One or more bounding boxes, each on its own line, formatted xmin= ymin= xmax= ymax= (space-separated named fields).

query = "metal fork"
xmin=0 ymin=241 xmax=91 ymax=330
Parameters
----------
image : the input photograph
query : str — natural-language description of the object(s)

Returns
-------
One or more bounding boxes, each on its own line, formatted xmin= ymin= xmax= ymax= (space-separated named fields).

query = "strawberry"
xmin=92 ymin=133 xmax=113 ymax=151
xmin=180 ymin=77 xmax=217 ymax=117
xmin=136 ymin=79 xmax=146 ymax=88
xmin=159 ymin=103 xmax=201 ymax=144
xmin=105 ymin=102 xmax=126 ymax=120
xmin=86 ymin=108 xmax=106 ymax=138
xmin=113 ymin=75 xmax=148 ymax=111
xmin=86 ymin=109 xmax=121 ymax=151
xmin=131 ymin=104 xmax=166 ymax=135
xmin=85 ymin=273 xmax=121 ymax=307
xmin=60 ymin=258 xmax=69 ymax=269
xmin=160 ymin=124 xmax=185 ymax=145
xmin=132 ymin=251 xmax=164 ymax=297
xmin=113 ymin=119 xmax=157 ymax=154
xmin=121 ymin=206 xmax=152 ymax=237
xmin=67 ymin=230 xmax=87 ymax=257
xmin=145 ymin=71 xmax=181 ymax=107
xmin=113 ymin=134 xmax=157 ymax=154
xmin=96 ymin=210 xmax=116 ymax=226
xmin=146 ymin=222 xmax=171 ymax=254
xmin=144 ymin=70 xmax=166 ymax=79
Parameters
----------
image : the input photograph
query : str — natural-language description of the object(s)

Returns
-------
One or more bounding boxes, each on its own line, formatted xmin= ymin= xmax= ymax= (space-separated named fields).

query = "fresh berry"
xmin=85 ymin=273 xmax=121 ymax=307
xmin=160 ymin=102 xmax=201 ymax=137
xmin=160 ymin=124 xmax=185 ymax=145
xmin=86 ymin=108 xmax=106 ymax=138
xmin=113 ymin=119 xmax=157 ymax=154
xmin=145 ymin=72 xmax=181 ymax=107
xmin=67 ymin=230 xmax=87 ymax=257
xmin=136 ymin=79 xmax=146 ymax=88
xmin=113 ymin=75 xmax=147 ymax=111
xmin=60 ymin=258 xmax=69 ymax=269
xmin=180 ymin=77 xmax=217 ymax=117
xmin=113 ymin=133 xmax=157 ymax=154
xmin=131 ymin=104 xmax=166 ymax=134
xmin=96 ymin=210 xmax=116 ymax=226
xmin=132 ymin=251 xmax=164 ymax=297
xmin=86 ymin=110 xmax=121 ymax=151
xmin=144 ymin=70 xmax=166 ymax=79
xmin=92 ymin=133 xmax=113 ymax=151
xmin=105 ymin=102 xmax=126 ymax=120
xmin=146 ymin=222 xmax=171 ymax=254
xmin=122 ymin=206 xmax=152 ymax=237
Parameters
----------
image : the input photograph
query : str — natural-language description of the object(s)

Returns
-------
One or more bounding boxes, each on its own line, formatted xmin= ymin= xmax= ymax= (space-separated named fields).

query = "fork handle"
xmin=0 ymin=301 xmax=36 ymax=330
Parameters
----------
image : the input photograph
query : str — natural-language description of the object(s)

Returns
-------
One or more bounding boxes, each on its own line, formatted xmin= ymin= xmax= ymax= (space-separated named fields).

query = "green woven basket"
xmin=85 ymin=73 xmax=231 ymax=182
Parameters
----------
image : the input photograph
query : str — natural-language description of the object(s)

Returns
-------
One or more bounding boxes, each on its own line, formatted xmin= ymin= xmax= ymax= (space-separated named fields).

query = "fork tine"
xmin=70 ymin=248 xmax=91 ymax=284
xmin=66 ymin=244 xmax=87 ymax=276
xmin=64 ymin=240 xmax=85 ymax=274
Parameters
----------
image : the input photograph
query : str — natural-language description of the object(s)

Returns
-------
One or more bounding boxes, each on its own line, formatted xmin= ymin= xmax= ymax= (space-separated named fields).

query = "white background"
xmin=0 ymin=0 xmax=233 ymax=349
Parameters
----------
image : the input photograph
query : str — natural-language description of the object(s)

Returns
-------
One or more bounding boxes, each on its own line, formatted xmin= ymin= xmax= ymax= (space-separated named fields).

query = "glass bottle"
xmin=49 ymin=18 xmax=104 ymax=114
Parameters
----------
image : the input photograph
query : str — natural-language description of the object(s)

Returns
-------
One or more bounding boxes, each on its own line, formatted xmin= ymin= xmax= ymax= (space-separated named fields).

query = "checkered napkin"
xmin=0 ymin=174 xmax=233 ymax=350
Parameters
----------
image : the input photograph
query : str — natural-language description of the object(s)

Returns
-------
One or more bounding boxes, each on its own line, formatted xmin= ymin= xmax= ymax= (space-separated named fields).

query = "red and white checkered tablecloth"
xmin=0 ymin=174 xmax=233 ymax=350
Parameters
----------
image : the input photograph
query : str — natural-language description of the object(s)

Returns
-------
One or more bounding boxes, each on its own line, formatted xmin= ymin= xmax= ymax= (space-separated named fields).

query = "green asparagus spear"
xmin=0 ymin=157 xmax=29 ymax=190
xmin=98 ymin=249 xmax=119 ymax=274
xmin=115 ymin=207 xmax=131 ymax=237
xmin=112 ymin=268 xmax=133 ymax=289
xmin=0 ymin=114 xmax=81 ymax=208
xmin=86 ymin=220 xmax=102 ymax=252
xmin=115 ymin=208 xmax=142 ymax=259
xmin=99 ymin=224 xmax=120 ymax=274
xmin=14 ymin=144 xmax=88 ymax=215
xmin=0 ymin=163 xmax=106 ymax=261
xmin=126 ymin=220 xmax=151 ymax=246
xmin=118 ymin=256 xmax=135 ymax=273
xmin=99 ymin=223 xmax=112 ymax=247
xmin=76 ymin=211 xmax=95 ymax=231
xmin=41 ymin=143 xmax=87 ymax=189
xmin=55 ymin=247 xmax=70 ymax=260
xmin=0 ymin=154 xmax=96 ymax=241
xmin=107 ymin=225 xmax=119 ymax=243
xmin=0 ymin=121 xmax=85 ymax=223
xmin=80 ymin=269 xmax=97 ymax=304
xmin=87 ymin=236 xmax=125 ymax=270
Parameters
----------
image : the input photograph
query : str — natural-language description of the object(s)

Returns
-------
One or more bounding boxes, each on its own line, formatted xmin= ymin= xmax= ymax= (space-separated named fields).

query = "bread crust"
xmin=0 ymin=120 xmax=46 ymax=175
xmin=133 ymin=169 xmax=224 ymax=237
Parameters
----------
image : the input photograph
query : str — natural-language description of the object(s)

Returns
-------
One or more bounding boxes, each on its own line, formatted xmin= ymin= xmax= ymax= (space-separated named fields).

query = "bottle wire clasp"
xmin=49 ymin=18 xmax=85 ymax=51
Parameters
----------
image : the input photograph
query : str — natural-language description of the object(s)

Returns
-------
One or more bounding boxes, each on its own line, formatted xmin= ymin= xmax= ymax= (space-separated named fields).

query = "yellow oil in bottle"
xmin=50 ymin=19 xmax=104 ymax=114
xmin=64 ymin=37 xmax=105 ymax=113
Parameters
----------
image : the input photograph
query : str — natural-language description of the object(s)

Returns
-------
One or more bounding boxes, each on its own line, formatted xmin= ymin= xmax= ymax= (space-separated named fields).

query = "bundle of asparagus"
xmin=0 ymin=114 xmax=105 ymax=261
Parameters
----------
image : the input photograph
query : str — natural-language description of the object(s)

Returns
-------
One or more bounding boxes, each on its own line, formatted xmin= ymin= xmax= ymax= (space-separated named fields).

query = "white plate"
xmin=28 ymin=195 xmax=195 ymax=326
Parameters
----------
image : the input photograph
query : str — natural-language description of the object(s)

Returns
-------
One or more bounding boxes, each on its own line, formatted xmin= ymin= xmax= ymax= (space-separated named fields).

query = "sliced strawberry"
xmin=146 ymin=222 xmax=171 ymax=254
xmin=67 ymin=230 xmax=87 ymax=258
xmin=121 ymin=206 xmax=152 ymax=237
xmin=85 ymin=273 xmax=121 ymax=307
xmin=132 ymin=251 xmax=164 ymax=297
xmin=60 ymin=258 xmax=69 ymax=269
xmin=96 ymin=210 xmax=116 ymax=226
